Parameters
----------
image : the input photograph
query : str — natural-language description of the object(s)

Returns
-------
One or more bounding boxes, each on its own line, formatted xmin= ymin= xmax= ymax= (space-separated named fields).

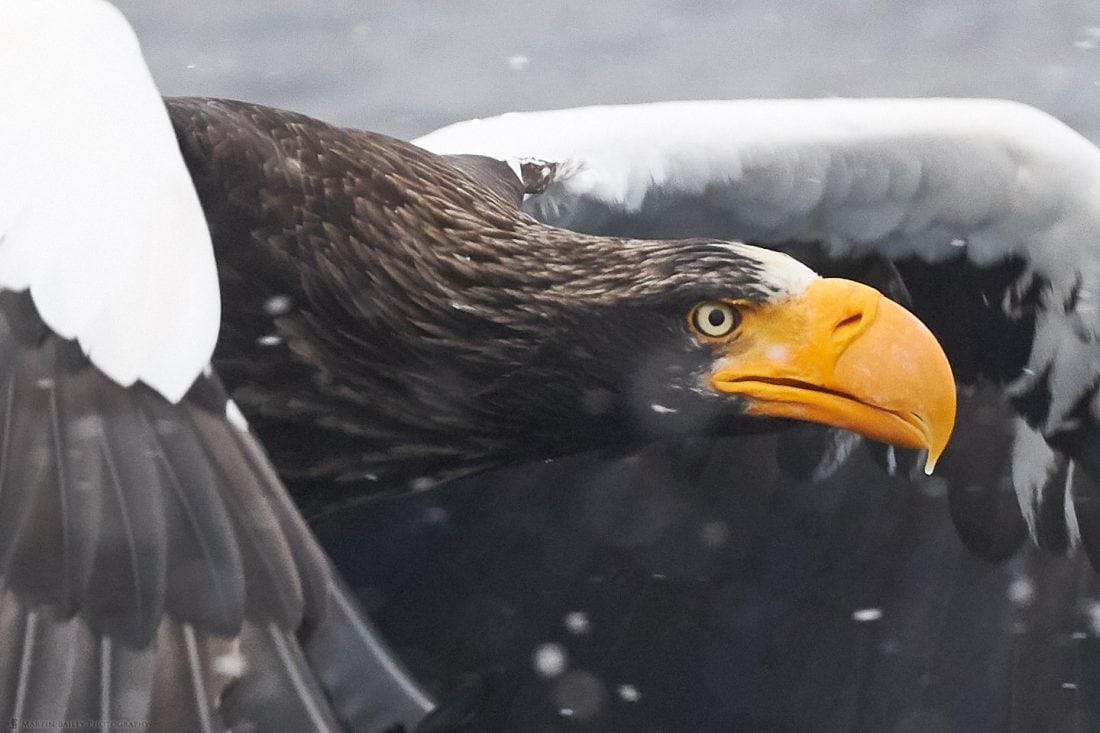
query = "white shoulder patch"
xmin=0 ymin=0 xmax=219 ymax=403
xmin=415 ymin=99 xmax=1100 ymax=277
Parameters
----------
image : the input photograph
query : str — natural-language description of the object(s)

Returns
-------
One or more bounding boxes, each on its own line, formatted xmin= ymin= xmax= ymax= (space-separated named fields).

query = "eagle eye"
xmin=690 ymin=301 xmax=741 ymax=338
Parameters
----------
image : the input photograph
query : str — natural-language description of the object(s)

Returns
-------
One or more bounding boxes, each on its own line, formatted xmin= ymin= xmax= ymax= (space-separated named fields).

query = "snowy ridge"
xmin=0 ymin=0 xmax=219 ymax=402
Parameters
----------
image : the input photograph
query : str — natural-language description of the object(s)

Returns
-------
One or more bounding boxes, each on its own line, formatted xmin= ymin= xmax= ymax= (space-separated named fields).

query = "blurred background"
xmin=114 ymin=2 xmax=1100 ymax=730
xmin=118 ymin=0 xmax=1100 ymax=141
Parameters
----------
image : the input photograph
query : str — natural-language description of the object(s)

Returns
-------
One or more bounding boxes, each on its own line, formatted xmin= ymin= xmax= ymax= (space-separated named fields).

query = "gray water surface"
xmin=117 ymin=0 xmax=1100 ymax=141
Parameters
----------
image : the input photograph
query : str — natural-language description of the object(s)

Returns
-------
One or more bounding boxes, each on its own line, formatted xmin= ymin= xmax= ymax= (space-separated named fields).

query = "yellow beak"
xmin=710 ymin=278 xmax=956 ymax=473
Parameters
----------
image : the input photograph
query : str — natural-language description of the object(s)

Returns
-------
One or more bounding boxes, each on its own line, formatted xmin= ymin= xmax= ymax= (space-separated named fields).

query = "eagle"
xmin=0 ymin=0 xmax=1089 ymax=731
xmin=416 ymin=98 xmax=1100 ymax=567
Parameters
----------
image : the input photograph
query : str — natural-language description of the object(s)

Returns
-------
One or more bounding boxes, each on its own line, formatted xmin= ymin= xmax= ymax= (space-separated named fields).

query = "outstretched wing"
xmin=0 ymin=1 xmax=432 ymax=729
xmin=0 ymin=294 xmax=433 ymax=731
xmin=415 ymin=98 xmax=1100 ymax=567
xmin=414 ymin=99 xmax=1100 ymax=273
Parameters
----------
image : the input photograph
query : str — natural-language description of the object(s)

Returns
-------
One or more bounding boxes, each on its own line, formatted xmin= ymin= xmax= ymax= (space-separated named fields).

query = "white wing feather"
xmin=416 ymin=98 xmax=1100 ymax=288
xmin=0 ymin=0 xmax=219 ymax=402
xmin=418 ymin=99 xmax=1100 ymax=429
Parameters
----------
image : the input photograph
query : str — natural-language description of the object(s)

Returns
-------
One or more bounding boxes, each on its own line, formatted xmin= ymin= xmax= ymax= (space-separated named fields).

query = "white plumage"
xmin=416 ymin=98 xmax=1100 ymax=276
xmin=0 ymin=0 xmax=219 ymax=402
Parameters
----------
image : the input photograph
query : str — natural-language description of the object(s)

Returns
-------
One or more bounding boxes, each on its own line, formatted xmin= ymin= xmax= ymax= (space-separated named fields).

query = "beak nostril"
xmin=835 ymin=312 xmax=864 ymax=333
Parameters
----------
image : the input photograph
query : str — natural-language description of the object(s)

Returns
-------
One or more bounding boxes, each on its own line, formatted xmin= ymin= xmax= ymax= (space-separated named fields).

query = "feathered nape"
xmin=166 ymin=98 xmax=807 ymax=504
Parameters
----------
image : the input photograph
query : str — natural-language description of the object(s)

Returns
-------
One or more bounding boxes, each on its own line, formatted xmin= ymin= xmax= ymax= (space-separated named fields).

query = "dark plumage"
xmin=167 ymin=98 xmax=864 ymax=511
xmin=0 ymin=291 xmax=431 ymax=730
xmin=0 ymin=90 xmax=951 ymax=731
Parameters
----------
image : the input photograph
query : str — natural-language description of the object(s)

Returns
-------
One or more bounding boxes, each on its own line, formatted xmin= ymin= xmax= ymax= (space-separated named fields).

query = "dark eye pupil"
xmin=707 ymin=309 xmax=726 ymax=328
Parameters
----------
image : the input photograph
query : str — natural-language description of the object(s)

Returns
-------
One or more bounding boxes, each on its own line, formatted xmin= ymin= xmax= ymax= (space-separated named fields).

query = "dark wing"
xmin=441 ymin=155 xmax=526 ymax=207
xmin=1 ymin=1 xmax=432 ymax=728
xmin=0 ymin=291 xmax=432 ymax=731
xmin=324 ymin=416 xmax=1100 ymax=731
xmin=414 ymin=99 xmax=1100 ymax=568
